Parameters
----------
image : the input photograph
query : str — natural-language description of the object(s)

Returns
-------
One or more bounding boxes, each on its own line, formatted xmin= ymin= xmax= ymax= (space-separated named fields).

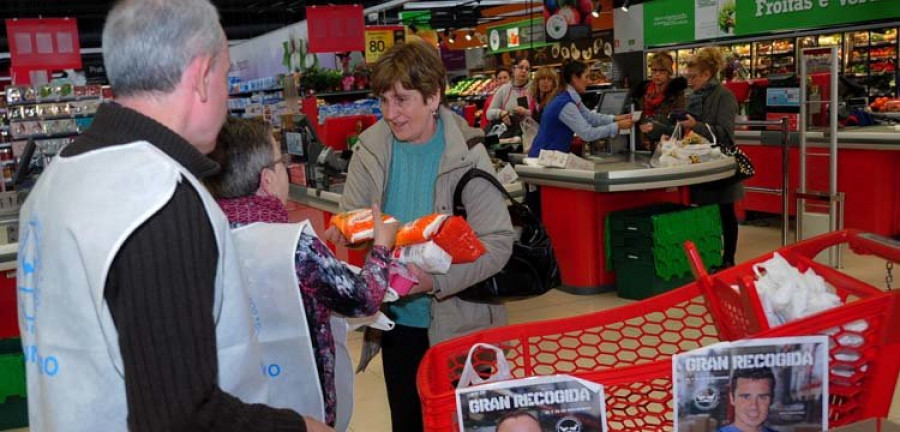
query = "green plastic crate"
xmin=0 ymin=338 xmax=27 ymax=430
xmin=607 ymin=204 xmax=724 ymax=299
xmin=612 ymin=253 xmax=694 ymax=300
xmin=0 ymin=397 xmax=26 ymax=430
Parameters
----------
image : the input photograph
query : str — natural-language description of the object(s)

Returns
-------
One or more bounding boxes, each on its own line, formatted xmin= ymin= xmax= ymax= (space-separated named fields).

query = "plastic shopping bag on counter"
xmin=330 ymin=209 xmax=398 ymax=244
xmin=392 ymin=241 xmax=453 ymax=274
xmin=395 ymin=214 xmax=450 ymax=248
xmin=432 ymin=216 xmax=486 ymax=263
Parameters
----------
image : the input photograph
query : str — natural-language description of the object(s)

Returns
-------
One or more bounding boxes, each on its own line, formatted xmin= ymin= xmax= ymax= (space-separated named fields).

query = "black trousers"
xmin=719 ymin=202 xmax=738 ymax=266
xmin=381 ymin=324 xmax=431 ymax=432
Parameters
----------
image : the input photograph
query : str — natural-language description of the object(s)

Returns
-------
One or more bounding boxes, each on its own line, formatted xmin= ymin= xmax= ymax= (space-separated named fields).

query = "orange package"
xmin=330 ymin=209 xmax=398 ymax=244
xmin=432 ymin=216 xmax=486 ymax=263
xmin=395 ymin=214 xmax=450 ymax=248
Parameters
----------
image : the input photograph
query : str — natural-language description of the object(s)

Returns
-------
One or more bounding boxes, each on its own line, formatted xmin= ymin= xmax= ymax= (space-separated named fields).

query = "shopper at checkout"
xmin=323 ymin=39 xmax=515 ymax=432
xmin=530 ymin=66 xmax=561 ymax=121
xmin=15 ymin=0 xmax=330 ymax=430
xmin=678 ymin=47 xmax=742 ymax=268
xmin=486 ymin=57 xmax=534 ymax=134
xmin=479 ymin=67 xmax=511 ymax=129
xmin=525 ymin=61 xmax=634 ymax=217
xmin=631 ymin=52 xmax=687 ymax=151
xmin=206 ymin=117 xmax=400 ymax=431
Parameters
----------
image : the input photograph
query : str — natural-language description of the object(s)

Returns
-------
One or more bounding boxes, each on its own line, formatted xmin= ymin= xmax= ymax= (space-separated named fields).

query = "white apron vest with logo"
xmin=16 ymin=142 xmax=309 ymax=430
xmin=233 ymin=222 xmax=358 ymax=431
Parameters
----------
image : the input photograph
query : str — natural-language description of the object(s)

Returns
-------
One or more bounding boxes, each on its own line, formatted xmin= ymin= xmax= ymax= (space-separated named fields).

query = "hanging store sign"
xmin=488 ymin=18 xmax=549 ymax=54
xmin=399 ymin=11 xmax=432 ymax=29
xmin=547 ymin=30 xmax=613 ymax=63
xmin=306 ymin=5 xmax=365 ymax=53
xmin=5 ymin=18 xmax=82 ymax=70
xmin=364 ymin=26 xmax=405 ymax=63
xmin=736 ymin=0 xmax=900 ymax=36
xmin=543 ymin=0 xmax=597 ymax=41
xmin=644 ymin=0 xmax=900 ymax=47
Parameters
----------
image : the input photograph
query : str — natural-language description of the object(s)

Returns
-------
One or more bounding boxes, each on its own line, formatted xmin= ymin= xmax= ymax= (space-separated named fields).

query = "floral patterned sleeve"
xmin=294 ymin=233 xmax=391 ymax=317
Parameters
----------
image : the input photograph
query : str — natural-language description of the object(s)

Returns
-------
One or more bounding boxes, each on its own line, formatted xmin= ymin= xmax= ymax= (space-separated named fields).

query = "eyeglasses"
xmin=269 ymin=153 xmax=291 ymax=170
xmin=684 ymin=73 xmax=698 ymax=80
xmin=650 ymin=68 xmax=671 ymax=74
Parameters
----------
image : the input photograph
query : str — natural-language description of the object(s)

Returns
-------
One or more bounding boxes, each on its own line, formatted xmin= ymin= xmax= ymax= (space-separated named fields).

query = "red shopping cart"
xmin=417 ymin=230 xmax=900 ymax=431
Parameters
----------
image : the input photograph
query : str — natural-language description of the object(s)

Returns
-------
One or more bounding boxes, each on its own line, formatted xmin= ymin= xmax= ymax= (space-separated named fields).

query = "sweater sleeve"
xmin=486 ymin=85 xmax=510 ymax=121
xmin=559 ymin=103 xmax=619 ymax=142
xmin=294 ymin=235 xmax=391 ymax=317
xmin=104 ymin=181 xmax=307 ymax=432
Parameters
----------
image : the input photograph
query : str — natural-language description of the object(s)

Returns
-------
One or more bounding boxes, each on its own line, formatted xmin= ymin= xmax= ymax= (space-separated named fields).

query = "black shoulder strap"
xmin=452 ymin=168 xmax=517 ymax=218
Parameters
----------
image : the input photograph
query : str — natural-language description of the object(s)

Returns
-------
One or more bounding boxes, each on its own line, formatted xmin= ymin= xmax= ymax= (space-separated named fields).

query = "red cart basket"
xmin=417 ymin=230 xmax=900 ymax=431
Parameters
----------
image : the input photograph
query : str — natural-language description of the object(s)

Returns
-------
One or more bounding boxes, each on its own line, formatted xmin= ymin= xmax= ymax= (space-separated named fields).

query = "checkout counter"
xmin=735 ymin=125 xmax=900 ymax=238
xmin=514 ymin=152 xmax=736 ymax=294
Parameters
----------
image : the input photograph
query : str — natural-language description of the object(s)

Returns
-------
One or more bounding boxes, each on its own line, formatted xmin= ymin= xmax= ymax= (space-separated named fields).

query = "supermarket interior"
xmin=1 ymin=0 xmax=900 ymax=431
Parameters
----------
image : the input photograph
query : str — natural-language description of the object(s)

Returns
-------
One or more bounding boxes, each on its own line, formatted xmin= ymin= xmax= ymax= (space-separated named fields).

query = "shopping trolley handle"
xmin=788 ymin=229 xmax=900 ymax=263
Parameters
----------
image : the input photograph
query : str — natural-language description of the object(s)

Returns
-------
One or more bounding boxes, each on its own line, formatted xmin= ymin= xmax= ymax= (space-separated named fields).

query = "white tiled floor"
xmin=8 ymin=223 xmax=899 ymax=431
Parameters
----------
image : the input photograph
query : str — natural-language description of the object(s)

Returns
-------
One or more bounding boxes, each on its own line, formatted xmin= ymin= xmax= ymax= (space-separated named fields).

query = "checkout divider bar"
xmin=734 ymin=117 xmax=791 ymax=246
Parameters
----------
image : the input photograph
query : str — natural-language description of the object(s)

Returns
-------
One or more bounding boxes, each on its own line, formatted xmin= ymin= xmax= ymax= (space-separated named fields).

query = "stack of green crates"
xmin=607 ymin=204 xmax=723 ymax=300
xmin=0 ymin=338 xmax=27 ymax=430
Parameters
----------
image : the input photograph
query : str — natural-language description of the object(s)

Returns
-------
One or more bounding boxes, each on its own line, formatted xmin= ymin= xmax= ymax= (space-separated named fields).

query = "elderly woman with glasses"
xmin=679 ymin=46 xmax=742 ymax=269
xmin=206 ymin=117 xmax=399 ymax=430
xmin=631 ymin=52 xmax=687 ymax=151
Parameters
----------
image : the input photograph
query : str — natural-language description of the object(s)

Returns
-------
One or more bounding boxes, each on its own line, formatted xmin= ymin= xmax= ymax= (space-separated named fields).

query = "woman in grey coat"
xmin=678 ymin=47 xmax=743 ymax=268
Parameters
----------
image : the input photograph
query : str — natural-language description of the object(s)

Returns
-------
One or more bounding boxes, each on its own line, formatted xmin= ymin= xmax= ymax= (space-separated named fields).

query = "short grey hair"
xmin=206 ymin=118 xmax=276 ymax=199
xmin=102 ymin=0 xmax=225 ymax=98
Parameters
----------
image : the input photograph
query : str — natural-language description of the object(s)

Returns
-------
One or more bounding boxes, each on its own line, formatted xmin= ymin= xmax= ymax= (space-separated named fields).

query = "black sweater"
xmin=60 ymin=103 xmax=306 ymax=432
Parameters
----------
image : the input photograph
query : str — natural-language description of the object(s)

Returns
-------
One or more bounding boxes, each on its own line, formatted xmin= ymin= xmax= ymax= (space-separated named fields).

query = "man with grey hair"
xmin=17 ymin=0 xmax=329 ymax=430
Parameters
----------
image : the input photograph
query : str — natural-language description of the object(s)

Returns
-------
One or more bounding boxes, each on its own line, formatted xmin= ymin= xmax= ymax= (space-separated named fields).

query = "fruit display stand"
xmin=417 ymin=230 xmax=900 ymax=431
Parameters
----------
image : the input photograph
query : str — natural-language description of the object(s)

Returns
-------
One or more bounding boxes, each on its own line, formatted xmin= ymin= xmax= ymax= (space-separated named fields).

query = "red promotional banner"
xmin=306 ymin=5 xmax=365 ymax=53
xmin=6 ymin=18 xmax=82 ymax=70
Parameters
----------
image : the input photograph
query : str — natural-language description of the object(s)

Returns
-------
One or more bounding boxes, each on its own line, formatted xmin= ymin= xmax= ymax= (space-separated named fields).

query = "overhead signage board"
xmin=644 ymin=0 xmax=900 ymax=47
xmin=365 ymin=26 xmax=405 ymax=63
xmin=488 ymin=18 xmax=549 ymax=54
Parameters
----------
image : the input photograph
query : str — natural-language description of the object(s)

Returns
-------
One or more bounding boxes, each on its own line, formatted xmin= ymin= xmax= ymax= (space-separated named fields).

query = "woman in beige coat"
xmin=324 ymin=40 xmax=514 ymax=432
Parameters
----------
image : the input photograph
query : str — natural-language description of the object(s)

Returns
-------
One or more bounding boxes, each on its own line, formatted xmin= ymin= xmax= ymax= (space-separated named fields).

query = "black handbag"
xmin=724 ymin=145 xmax=755 ymax=181
xmin=452 ymin=168 xmax=561 ymax=304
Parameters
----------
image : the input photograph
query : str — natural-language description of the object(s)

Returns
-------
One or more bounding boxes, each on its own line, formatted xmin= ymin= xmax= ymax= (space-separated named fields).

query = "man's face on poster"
xmin=730 ymin=378 xmax=773 ymax=431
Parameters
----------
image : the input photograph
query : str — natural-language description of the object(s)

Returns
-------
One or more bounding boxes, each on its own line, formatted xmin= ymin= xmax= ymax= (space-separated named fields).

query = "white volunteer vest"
xmin=233 ymin=222 xmax=357 ymax=431
xmin=16 ymin=142 xmax=308 ymax=430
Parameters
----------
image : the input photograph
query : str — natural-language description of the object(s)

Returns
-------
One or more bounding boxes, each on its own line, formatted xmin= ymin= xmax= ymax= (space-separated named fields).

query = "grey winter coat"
xmin=340 ymin=107 xmax=515 ymax=344
xmin=687 ymin=82 xmax=744 ymax=204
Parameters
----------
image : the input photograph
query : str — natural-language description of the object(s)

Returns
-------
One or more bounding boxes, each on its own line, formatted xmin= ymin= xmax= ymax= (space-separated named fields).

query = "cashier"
xmin=524 ymin=61 xmax=633 ymax=218
xmin=527 ymin=61 xmax=633 ymax=158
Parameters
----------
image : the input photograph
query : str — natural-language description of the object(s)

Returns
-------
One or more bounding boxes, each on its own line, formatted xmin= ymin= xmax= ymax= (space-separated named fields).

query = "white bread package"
xmin=391 ymin=241 xmax=453 ymax=274
xmin=537 ymin=149 xmax=594 ymax=170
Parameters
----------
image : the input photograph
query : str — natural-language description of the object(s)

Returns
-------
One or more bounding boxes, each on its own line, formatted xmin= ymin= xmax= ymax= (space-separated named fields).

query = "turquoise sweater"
xmin=384 ymin=120 xmax=445 ymax=328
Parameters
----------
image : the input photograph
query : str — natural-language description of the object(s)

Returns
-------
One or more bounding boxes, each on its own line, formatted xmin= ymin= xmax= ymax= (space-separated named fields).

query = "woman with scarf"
xmin=206 ymin=117 xmax=398 ymax=430
xmin=631 ymin=52 xmax=687 ymax=151
xmin=486 ymin=57 xmax=533 ymax=135
xmin=678 ymin=47 xmax=742 ymax=268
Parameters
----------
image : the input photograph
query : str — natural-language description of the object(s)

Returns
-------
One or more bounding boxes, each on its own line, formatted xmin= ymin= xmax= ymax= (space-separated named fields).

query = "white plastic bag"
xmin=651 ymin=123 xmax=725 ymax=168
xmin=520 ymin=117 xmax=539 ymax=154
xmin=456 ymin=343 xmax=513 ymax=389
xmin=751 ymin=253 xmax=842 ymax=327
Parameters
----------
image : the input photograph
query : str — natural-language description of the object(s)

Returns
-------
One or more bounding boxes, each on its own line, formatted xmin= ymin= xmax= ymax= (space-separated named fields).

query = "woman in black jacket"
xmin=632 ymin=52 xmax=687 ymax=151
xmin=679 ymin=47 xmax=742 ymax=268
